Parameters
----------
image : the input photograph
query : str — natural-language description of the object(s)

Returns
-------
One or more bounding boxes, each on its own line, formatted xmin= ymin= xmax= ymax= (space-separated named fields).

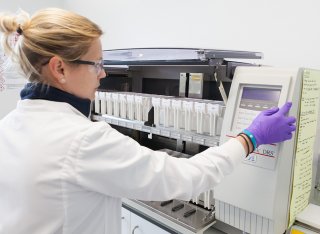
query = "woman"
xmin=0 ymin=8 xmax=296 ymax=234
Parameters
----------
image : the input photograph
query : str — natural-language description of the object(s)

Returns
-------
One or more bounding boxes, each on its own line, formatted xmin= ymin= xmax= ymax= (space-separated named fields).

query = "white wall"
xmin=64 ymin=0 xmax=320 ymax=68
xmin=0 ymin=0 xmax=64 ymax=119
xmin=1 ymin=0 xmax=319 ymax=119
xmin=0 ymin=0 xmax=63 ymax=13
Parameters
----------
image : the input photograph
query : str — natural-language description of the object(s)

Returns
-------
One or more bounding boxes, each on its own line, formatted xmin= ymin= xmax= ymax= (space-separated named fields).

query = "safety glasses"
xmin=71 ymin=59 xmax=104 ymax=75
xmin=42 ymin=58 xmax=105 ymax=75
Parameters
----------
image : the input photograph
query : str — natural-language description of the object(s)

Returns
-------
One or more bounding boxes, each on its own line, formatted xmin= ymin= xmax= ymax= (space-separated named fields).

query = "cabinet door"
xmin=121 ymin=207 xmax=131 ymax=234
xmin=130 ymin=213 xmax=170 ymax=234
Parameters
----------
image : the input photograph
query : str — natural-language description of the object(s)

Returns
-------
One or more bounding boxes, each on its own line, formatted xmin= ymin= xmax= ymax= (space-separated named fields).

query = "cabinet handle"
xmin=132 ymin=225 xmax=139 ymax=234
xmin=121 ymin=216 xmax=125 ymax=220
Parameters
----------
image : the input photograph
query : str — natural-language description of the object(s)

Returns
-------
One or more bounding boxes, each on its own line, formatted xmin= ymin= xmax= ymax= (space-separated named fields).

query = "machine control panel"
xmin=232 ymin=86 xmax=281 ymax=170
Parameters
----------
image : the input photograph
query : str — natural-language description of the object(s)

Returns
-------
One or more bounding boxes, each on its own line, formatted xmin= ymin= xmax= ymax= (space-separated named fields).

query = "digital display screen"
xmin=232 ymin=86 xmax=282 ymax=131
xmin=241 ymin=87 xmax=281 ymax=102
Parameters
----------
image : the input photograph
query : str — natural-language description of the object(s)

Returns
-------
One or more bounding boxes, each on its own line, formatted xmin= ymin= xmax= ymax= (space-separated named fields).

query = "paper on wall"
xmin=289 ymin=69 xmax=320 ymax=227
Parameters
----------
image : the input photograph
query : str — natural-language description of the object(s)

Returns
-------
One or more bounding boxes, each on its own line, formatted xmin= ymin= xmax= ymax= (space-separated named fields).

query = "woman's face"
xmin=62 ymin=38 xmax=106 ymax=100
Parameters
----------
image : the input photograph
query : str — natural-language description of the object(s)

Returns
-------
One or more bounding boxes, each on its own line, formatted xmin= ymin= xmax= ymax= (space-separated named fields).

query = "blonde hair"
xmin=0 ymin=8 xmax=103 ymax=82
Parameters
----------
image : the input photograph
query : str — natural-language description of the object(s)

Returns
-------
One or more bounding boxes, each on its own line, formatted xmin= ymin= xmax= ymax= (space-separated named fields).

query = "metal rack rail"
xmin=91 ymin=114 xmax=220 ymax=147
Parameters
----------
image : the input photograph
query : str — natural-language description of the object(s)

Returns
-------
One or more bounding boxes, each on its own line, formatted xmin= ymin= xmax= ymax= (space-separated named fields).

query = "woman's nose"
xmin=99 ymin=69 xmax=107 ymax=79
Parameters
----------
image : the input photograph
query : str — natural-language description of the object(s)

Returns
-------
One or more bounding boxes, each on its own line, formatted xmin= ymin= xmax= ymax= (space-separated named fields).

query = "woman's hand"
xmin=245 ymin=102 xmax=296 ymax=147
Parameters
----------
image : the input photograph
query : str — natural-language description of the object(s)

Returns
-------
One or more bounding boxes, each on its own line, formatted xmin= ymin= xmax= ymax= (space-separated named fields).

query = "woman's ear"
xmin=48 ymin=56 xmax=67 ymax=84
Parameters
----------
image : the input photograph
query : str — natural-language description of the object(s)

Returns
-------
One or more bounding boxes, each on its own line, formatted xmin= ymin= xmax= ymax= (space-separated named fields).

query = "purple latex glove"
xmin=246 ymin=102 xmax=296 ymax=147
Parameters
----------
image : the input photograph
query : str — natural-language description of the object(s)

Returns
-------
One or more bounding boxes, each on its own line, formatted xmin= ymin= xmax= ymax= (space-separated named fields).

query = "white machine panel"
xmin=232 ymin=86 xmax=282 ymax=170
xmin=214 ymin=67 xmax=302 ymax=234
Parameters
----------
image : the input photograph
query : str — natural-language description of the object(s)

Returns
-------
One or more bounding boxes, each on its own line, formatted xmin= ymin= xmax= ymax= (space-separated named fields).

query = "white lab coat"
xmin=0 ymin=99 xmax=245 ymax=234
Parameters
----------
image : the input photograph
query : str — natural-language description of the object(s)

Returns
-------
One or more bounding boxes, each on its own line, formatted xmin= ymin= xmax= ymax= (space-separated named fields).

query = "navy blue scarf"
xmin=20 ymin=83 xmax=91 ymax=117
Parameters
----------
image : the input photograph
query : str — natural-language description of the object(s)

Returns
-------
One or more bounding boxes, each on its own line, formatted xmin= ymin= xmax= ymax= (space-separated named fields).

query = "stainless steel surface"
xmin=210 ymin=220 xmax=245 ymax=234
xmin=133 ymin=199 xmax=216 ymax=233
xmin=122 ymin=149 xmax=216 ymax=233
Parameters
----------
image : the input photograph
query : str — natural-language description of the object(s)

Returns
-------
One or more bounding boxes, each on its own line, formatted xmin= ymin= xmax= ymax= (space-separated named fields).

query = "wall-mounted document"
xmin=289 ymin=69 xmax=320 ymax=226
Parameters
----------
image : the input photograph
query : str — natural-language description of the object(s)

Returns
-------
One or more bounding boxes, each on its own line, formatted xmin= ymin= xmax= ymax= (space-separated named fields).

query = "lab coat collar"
xmin=20 ymin=83 xmax=91 ymax=117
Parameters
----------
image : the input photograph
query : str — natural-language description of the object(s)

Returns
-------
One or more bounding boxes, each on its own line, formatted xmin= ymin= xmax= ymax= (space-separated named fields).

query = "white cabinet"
xmin=121 ymin=207 xmax=170 ymax=234
xmin=130 ymin=212 xmax=170 ymax=234
xmin=121 ymin=207 xmax=131 ymax=234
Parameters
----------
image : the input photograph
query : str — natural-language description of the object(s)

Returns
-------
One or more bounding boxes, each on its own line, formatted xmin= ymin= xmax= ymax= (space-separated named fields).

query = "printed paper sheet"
xmin=289 ymin=69 xmax=320 ymax=226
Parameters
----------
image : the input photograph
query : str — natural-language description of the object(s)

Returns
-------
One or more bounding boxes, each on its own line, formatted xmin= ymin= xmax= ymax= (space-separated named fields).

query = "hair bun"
xmin=0 ymin=10 xmax=30 ymax=34
xmin=0 ymin=13 xmax=18 ymax=34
